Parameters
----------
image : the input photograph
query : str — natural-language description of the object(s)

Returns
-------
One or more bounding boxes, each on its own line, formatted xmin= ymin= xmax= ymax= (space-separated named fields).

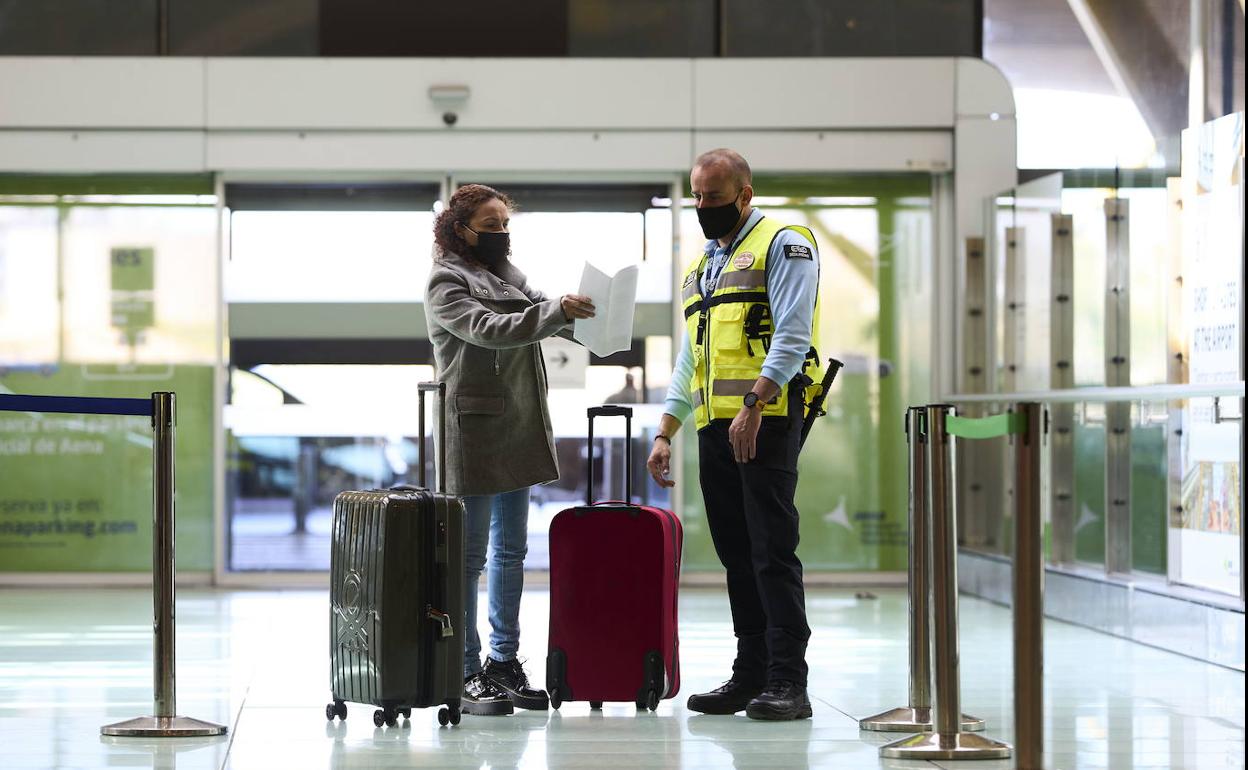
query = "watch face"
xmin=744 ymin=393 xmax=758 ymax=408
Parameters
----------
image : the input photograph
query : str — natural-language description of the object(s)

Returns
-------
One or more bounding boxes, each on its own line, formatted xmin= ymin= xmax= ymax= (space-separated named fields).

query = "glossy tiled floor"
xmin=0 ymin=586 xmax=1242 ymax=769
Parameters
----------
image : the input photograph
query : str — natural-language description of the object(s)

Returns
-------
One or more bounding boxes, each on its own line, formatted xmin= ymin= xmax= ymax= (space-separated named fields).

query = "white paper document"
xmin=572 ymin=263 xmax=639 ymax=357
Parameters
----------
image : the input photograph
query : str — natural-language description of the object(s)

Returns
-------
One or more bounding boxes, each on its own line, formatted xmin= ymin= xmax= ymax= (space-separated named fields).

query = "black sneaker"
xmin=745 ymin=680 xmax=812 ymax=721
xmin=462 ymin=671 xmax=514 ymax=716
xmin=686 ymin=679 xmax=765 ymax=715
xmin=483 ymin=657 xmax=549 ymax=711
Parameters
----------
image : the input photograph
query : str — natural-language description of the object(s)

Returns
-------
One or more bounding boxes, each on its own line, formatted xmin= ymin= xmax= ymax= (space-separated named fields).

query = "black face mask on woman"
xmin=696 ymin=193 xmax=744 ymax=240
xmin=463 ymin=225 xmax=510 ymax=266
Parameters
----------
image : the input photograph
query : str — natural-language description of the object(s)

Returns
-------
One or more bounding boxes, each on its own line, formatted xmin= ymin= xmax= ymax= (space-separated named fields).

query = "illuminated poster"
xmin=0 ymin=365 xmax=214 ymax=573
xmin=1171 ymin=112 xmax=1244 ymax=595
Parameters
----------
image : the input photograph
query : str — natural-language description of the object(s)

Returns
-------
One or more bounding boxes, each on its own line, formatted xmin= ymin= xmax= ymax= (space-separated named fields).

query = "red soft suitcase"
xmin=546 ymin=405 xmax=682 ymax=711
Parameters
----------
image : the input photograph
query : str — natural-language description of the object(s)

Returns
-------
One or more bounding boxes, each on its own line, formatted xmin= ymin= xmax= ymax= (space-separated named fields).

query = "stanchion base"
xmin=859 ymin=706 xmax=986 ymax=732
xmin=101 ymin=715 xmax=228 ymax=738
xmin=880 ymin=731 xmax=1012 ymax=760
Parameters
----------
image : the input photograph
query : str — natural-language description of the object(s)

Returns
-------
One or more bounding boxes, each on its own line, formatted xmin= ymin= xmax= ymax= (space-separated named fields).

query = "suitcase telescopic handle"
xmin=587 ymin=405 xmax=632 ymax=505
xmin=417 ymin=382 xmax=448 ymax=494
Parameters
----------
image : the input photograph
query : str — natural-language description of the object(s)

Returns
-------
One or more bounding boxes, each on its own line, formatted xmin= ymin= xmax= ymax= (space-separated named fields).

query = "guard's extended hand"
xmin=729 ymin=405 xmax=763 ymax=464
xmin=646 ymin=440 xmax=675 ymax=489
xmin=560 ymin=294 xmax=596 ymax=321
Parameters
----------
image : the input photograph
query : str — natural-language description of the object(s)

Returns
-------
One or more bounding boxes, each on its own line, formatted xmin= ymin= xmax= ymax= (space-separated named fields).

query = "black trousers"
xmin=697 ymin=392 xmax=810 ymax=686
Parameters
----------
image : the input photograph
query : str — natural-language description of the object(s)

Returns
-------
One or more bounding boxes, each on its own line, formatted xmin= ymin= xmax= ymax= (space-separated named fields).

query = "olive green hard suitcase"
xmin=325 ymin=383 xmax=465 ymax=727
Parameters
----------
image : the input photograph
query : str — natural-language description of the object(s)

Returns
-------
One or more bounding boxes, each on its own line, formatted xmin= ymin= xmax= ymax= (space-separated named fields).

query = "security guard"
xmin=647 ymin=148 xmax=824 ymax=721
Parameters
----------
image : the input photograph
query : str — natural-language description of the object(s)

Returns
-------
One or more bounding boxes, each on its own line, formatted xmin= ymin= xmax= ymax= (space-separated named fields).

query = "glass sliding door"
xmin=221 ymin=179 xmax=676 ymax=573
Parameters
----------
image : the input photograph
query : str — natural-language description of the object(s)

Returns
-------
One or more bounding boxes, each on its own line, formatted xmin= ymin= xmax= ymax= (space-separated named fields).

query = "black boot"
xmin=687 ymin=679 xmax=765 ymax=715
xmin=462 ymin=671 xmax=514 ymax=716
xmin=483 ymin=657 xmax=549 ymax=711
xmin=745 ymin=680 xmax=812 ymax=721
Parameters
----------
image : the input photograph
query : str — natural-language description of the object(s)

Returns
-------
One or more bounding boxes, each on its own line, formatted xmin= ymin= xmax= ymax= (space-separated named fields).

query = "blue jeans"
xmin=462 ymin=486 xmax=530 ymax=678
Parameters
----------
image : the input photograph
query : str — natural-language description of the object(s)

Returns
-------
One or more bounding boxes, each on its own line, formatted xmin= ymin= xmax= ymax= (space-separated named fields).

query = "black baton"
xmin=800 ymin=357 xmax=844 ymax=449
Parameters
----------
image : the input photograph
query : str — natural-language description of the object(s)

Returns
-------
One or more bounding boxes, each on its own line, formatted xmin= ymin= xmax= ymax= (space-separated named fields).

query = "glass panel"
xmin=0 ymin=192 xmax=218 ymax=573
xmin=1073 ymin=402 xmax=1107 ymax=566
xmin=225 ymin=364 xmax=434 ymax=572
xmin=0 ymin=0 xmax=157 ymax=55
xmin=508 ymin=211 xmax=667 ymax=302
xmin=61 ymin=205 xmax=217 ymax=363
xmin=169 ymin=0 xmax=319 ymax=56
xmin=568 ymin=0 xmax=714 ymax=57
xmin=726 ymin=0 xmax=977 ymax=57
xmin=1123 ymin=187 xmax=1170 ymax=385
xmin=1132 ymin=400 xmax=1168 ymax=575
xmin=0 ymin=207 xmax=58 ymax=367
xmin=1063 ymin=187 xmax=1110 ymax=387
xmin=227 ymin=211 xmax=434 ymax=303
xmin=1011 ymin=174 xmax=1063 ymax=388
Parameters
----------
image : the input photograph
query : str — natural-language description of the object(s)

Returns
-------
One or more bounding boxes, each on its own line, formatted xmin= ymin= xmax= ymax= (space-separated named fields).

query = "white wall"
xmin=0 ymin=56 xmax=1011 ymax=178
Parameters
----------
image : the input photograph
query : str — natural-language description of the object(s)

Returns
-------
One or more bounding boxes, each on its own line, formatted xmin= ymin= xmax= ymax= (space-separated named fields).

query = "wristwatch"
xmin=743 ymin=392 xmax=761 ymax=410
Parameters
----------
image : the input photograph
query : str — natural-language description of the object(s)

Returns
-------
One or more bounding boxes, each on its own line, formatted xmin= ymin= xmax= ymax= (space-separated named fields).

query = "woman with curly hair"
xmin=425 ymin=183 xmax=594 ymax=716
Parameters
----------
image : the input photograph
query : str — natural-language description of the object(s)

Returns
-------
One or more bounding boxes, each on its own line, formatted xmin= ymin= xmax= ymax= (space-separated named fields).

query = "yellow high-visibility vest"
xmin=681 ymin=216 xmax=825 ymax=429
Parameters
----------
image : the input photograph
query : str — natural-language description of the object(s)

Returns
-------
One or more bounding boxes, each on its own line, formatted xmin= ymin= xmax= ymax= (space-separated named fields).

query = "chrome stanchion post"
xmin=1014 ymin=402 xmax=1045 ymax=769
xmin=881 ymin=405 xmax=1011 ymax=760
xmin=102 ymin=393 xmax=227 ymax=738
xmin=154 ymin=391 xmax=175 ymax=719
xmin=860 ymin=408 xmax=984 ymax=733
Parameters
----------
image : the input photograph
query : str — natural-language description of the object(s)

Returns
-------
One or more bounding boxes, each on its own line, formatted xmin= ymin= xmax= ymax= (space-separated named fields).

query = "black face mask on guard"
xmin=463 ymin=225 xmax=510 ymax=267
xmin=696 ymin=195 xmax=743 ymax=240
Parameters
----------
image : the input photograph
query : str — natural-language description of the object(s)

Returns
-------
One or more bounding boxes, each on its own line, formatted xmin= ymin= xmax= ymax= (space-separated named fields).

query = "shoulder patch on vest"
xmin=784 ymin=243 xmax=813 ymax=260
xmin=682 ymin=272 xmax=696 ymax=288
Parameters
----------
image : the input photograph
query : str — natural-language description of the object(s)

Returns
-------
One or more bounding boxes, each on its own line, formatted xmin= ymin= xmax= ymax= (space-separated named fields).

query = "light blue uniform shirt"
xmin=663 ymin=208 xmax=819 ymax=424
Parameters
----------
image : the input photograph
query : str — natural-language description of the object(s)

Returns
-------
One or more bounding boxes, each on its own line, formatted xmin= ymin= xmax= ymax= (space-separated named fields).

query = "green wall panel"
xmin=0 ymin=364 xmax=215 ymax=572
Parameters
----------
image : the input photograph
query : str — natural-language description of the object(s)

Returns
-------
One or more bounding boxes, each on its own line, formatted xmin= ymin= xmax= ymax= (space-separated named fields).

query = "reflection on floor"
xmin=0 ymin=587 xmax=1242 ymax=769
xmin=229 ymin=499 xmax=569 ymax=572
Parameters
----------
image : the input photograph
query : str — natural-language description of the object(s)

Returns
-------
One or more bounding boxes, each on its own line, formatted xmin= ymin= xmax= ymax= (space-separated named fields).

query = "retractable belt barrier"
xmin=873 ymin=403 xmax=1045 ymax=766
xmin=0 ymin=392 xmax=227 ymax=738
xmin=859 ymin=407 xmax=985 ymax=735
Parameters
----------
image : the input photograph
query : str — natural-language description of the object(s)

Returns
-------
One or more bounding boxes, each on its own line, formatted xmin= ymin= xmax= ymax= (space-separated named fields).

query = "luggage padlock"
xmin=426 ymin=606 xmax=454 ymax=638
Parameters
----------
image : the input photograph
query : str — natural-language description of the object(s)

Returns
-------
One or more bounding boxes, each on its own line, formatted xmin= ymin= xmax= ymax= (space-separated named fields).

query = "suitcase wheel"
xmin=398 ymin=707 xmax=411 ymax=720
xmin=437 ymin=706 xmax=461 ymax=727
xmin=373 ymin=708 xmax=398 ymax=728
xmin=550 ymin=692 xmax=562 ymax=710
xmin=590 ymin=701 xmax=603 ymax=711
xmin=325 ymin=700 xmax=347 ymax=721
xmin=635 ymin=690 xmax=659 ymax=711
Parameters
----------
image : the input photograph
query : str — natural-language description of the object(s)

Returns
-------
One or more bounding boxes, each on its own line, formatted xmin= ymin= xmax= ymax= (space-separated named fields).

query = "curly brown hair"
xmin=433 ymin=183 xmax=515 ymax=262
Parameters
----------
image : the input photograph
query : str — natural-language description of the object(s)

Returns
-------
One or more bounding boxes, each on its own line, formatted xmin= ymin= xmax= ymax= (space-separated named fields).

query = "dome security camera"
xmin=428 ymin=84 xmax=469 ymax=129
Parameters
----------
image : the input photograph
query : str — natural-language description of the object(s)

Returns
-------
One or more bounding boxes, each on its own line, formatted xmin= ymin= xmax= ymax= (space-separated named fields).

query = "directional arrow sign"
xmin=541 ymin=338 xmax=588 ymax=389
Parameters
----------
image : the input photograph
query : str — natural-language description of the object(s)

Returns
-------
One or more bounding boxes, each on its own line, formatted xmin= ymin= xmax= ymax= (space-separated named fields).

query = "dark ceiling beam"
xmin=1067 ymin=0 xmax=1190 ymax=138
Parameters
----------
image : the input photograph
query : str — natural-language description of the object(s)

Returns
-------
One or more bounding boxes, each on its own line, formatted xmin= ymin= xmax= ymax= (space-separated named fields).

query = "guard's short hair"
xmin=693 ymin=148 xmax=752 ymax=189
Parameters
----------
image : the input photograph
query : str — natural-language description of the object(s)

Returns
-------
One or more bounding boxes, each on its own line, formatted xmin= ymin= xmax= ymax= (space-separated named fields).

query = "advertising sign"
xmin=1170 ymin=112 xmax=1244 ymax=595
xmin=0 ymin=364 xmax=214 ymax=573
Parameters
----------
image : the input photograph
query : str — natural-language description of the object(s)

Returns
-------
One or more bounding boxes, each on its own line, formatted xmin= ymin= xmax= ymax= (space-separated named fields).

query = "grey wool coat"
xmin=424 ymin=250 xmax=573 ymax=497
